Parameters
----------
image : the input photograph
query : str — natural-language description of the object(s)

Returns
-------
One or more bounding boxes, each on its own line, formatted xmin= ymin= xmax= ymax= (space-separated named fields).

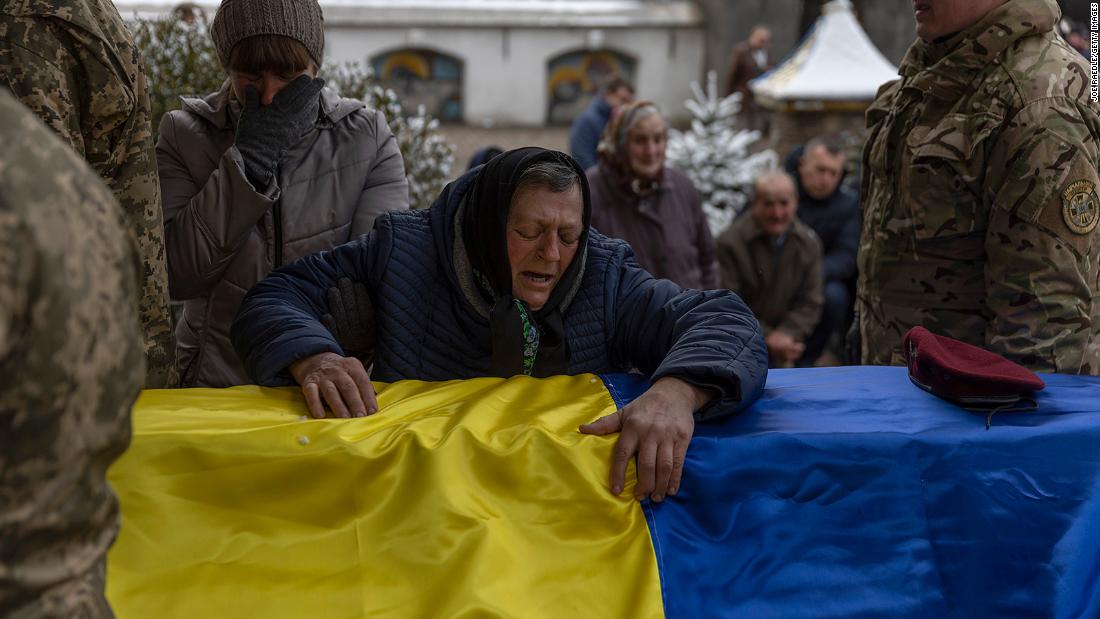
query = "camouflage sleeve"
xmin=114 ymin=34 xmax=178 ymax=389
xmin=0 ymin=16 xmax=86 ymax=156
xmin=0 ymin=212 xmax=32 ymax=363
xmin=0 ymin=13 xmax=176 ymax=388
xmin=984 ymin=98 xmax=1100 ymax=373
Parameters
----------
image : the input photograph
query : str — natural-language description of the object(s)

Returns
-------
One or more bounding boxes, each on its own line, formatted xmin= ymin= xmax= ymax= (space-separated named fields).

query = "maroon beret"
xmin=903 ymin=326 xmax=1044 ymax=408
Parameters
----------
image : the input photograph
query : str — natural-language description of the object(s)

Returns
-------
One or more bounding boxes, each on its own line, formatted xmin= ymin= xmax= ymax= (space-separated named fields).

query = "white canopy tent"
xmin=751 ymin=0 xmax=897 ymax=111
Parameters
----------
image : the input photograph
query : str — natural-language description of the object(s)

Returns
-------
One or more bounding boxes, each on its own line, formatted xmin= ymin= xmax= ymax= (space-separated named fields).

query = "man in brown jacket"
xmin=718 ymin=171 xmax=823 ymax=367
xmin=724 ymin=25 xmax=773 ymax=132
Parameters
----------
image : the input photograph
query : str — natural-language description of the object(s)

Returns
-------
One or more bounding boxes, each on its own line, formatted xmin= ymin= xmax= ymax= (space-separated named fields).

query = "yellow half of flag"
xmin=106 ymin=375 xmax=664 ymax=618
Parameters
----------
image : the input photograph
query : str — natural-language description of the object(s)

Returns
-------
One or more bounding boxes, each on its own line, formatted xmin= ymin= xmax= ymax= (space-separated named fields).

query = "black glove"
xmin=321 ymin=277 xmax=376 ymax=362
xmin=234 ymin=75 xmax=325 ymax=189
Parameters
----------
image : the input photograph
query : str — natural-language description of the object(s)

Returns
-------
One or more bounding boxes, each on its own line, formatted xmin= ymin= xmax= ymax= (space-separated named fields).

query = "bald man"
xmin=718 ymin=172 xmax=823 ymax=367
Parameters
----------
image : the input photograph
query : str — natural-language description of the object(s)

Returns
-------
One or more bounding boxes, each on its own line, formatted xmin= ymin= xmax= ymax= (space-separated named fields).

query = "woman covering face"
xmin=232 ymin=147 xmax=769 ymax=503
xmin=156 ymin=0 xmax=409 ymax=388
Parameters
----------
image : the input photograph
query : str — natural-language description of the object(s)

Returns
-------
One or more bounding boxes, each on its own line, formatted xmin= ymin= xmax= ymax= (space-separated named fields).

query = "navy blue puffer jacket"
xmin=232 ymin=170 xmax=768 ymax=419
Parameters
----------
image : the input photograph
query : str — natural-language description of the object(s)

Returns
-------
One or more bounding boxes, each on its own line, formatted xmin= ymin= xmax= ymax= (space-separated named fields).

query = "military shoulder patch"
xmin=1062 ymin=180 xmax=1100 ymax=235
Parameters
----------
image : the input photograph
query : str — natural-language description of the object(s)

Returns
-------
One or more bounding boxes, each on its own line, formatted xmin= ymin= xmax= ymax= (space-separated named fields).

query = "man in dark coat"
xmin=785 ymin=138 xmax=860 ymax=365
xmin=568 ymin=76 xmax=634 ymax=171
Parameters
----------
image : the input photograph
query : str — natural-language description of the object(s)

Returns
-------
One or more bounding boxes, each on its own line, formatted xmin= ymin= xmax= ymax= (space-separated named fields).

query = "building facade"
xmin=118 ymin=0 xmax=705 ymax=126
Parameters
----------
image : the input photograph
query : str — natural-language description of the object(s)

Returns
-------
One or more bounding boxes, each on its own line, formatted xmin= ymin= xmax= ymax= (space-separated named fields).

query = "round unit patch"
xmin=1062 ymin=180 xmax=1100 ymax=235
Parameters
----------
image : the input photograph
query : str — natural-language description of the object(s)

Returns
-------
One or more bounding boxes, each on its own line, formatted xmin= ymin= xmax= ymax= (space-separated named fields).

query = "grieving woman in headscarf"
xmin=231 ymin=147 xmax=767 ymax=502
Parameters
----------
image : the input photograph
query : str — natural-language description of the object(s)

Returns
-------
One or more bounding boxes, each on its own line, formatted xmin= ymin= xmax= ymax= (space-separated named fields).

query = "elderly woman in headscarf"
xmin=232 ymin=147 xmax=767 ymax=503
xmin=587 ymin=101 xmax=719 ymax=290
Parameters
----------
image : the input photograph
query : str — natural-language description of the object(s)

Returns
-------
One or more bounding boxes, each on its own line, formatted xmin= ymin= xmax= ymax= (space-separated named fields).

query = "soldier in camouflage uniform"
xmin=0 ymin=90 xmax=144 ymax=618
xmin=0 ymin=0 xmax=177 ymax=387
xmin=859 ymin=0 xmax=1100 ymax=373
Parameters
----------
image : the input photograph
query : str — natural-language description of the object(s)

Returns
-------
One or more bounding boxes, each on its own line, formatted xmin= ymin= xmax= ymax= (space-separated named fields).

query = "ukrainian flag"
xmin=106 ymin=369 xmax=1100 ymax=618
xmin=106 ymin=375 xmax=664 ymax=618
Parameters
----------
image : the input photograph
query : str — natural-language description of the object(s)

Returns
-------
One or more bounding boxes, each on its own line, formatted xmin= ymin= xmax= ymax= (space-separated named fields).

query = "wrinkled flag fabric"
xmin=106 ymin=368 xmax=1100 ymax=618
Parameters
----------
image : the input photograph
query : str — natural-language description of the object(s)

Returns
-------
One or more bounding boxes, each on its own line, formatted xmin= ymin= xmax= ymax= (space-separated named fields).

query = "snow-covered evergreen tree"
xmin=131 ymin=13 xmax=225 ymax=132
xmin=325 ymin=62 xmax=456 ymax=210
xmin=666 ymin=71 xmax=777 ymax=236
xmin=395 ymin=105 xmax=455 ymax=211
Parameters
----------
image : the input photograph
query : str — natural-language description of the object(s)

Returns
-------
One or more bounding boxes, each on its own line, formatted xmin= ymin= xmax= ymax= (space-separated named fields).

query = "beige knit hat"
xmin=210 ymin=0 xmax=325 ymax=68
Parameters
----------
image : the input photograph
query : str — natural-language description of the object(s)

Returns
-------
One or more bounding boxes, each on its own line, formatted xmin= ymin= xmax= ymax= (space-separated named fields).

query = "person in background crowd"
xmin=785 ymin=138 xmax=860 ymax=365
xmin=859 ymin=0 xmax=1100 ymax=373
xmin=724 ymin=25 xmax=773 ymax=132
xmin=173 ymin=2 xmax=204 ymax=23
xmin=0 ymin=89 xmax=145 ymax=619
xmin=1066 ymin=30 xmax=1090 ymax=61
xmin=1058 ymin=18 xmax=1090 ymax=60
xmin=467 ymin=145 xmax=504 ymax=171
xmin=157 ymin=0 xmax=409 ymax=387
xmin=587 ymin=101 xmax=719 ymax=290
xmin=0 ymin=0 xmax=177 ymax=388
xmin=568 ymin=75 xmax=634 ymax=171
xmin=231 ymin=147 xmax=768 ymax=504
xmin=718 ymin=171 xmax=823 ymax=368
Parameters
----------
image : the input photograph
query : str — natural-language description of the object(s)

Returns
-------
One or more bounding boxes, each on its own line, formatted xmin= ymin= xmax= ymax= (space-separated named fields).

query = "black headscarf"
xmin=461 ymin=147 xmax=592 ymax=378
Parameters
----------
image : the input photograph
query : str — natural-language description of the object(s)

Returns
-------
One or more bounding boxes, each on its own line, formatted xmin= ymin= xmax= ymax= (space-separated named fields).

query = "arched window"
xmin=370 ymin=48 xmax=463 ymax=122
xmin=545 ymin=49 xmax=636 ymax=125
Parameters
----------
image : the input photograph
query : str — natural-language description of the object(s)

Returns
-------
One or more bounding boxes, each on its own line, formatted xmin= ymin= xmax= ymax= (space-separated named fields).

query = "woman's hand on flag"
xmin=580 ymin=376 xmax=711 ymax=502
xmin=289 ymin=352 xmax=378 ymax=419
